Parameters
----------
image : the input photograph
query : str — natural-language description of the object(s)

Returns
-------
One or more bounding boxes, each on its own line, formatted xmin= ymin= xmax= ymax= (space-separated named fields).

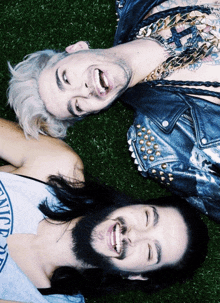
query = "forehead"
xmin=51 ymin=49 xmax=104 ymax=67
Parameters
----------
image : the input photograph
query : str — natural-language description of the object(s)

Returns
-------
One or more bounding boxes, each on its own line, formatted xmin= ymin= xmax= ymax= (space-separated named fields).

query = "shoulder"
xmin=14 ymin=136 xmax=84 ymax=183
xmin=52 ymin=140 xmax=85 ymax=182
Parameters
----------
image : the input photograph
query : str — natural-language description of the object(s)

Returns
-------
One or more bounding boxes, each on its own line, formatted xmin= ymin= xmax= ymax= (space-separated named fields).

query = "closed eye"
xmin=145 ymin=211 xmax=149 ymax=226
xmin=148 ymin=244 xmax=152 ymax=261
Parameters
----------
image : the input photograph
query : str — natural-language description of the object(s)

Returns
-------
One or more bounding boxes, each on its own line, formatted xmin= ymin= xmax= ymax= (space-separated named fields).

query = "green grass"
xmin=1 ymin=0 xmax=220 ymax=302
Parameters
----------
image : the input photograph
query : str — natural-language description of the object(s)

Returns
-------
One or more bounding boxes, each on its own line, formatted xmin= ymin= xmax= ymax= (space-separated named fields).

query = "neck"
xmin=109 ymin=38 xmax=166 ymax=87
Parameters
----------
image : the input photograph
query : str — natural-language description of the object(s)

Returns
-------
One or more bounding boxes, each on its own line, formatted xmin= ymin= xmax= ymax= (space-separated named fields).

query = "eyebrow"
xmin=152 ymin=206 xmax=159 ymax=226
xmin=152 ymin=206 xmax=161 ymax=263
xmin=155 ymin=241 xmax=162 ymax=264
xmin=56 ymin=69 xmax=65 ymax=91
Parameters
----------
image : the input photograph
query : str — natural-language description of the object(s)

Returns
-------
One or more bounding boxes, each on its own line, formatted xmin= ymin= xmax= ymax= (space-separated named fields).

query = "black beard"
xmin=72 ymin=205 xmax=120 ymax=273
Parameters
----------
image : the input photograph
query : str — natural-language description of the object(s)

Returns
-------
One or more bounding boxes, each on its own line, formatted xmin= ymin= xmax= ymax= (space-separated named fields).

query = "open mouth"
xmin=110 ymin=223 xmax=122 ymax=254
xmin=94 ymin=68 xmax=111 ymax=96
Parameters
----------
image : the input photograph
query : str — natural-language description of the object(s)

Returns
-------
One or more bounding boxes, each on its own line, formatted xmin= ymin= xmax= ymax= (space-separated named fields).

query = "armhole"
xmin=38 ymin=287 xmax=57 ymax=295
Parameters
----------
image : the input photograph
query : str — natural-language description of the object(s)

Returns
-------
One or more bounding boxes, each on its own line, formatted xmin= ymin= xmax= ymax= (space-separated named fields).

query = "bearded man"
xmin=0 ymin=118 xmax=208 ymax=303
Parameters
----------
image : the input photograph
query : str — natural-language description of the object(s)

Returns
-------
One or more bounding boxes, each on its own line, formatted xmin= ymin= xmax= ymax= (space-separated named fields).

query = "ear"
xmin=126 ymin=274 xmax=149 ymax=281
xmin=65 ymin=41 xmax=89 ymax=53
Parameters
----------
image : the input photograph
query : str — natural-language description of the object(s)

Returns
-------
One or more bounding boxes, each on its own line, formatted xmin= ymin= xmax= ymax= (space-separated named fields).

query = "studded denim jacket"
xmin=114 ymin=0 xmax=220 ymax=222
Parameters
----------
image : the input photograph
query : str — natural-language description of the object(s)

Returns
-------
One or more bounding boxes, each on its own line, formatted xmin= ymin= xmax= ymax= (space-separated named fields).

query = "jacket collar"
xmin=114 ymin=0 xmax=166 ymax=45
xmin=120 ymin=83 xmax=188 ymax=133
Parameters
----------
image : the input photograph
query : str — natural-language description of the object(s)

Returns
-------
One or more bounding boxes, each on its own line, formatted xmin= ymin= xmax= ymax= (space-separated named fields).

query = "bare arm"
xmin=0 ymin=118 xmax=84 ymax=182
xmin=0 ymin=164 xmax=17 ymax=173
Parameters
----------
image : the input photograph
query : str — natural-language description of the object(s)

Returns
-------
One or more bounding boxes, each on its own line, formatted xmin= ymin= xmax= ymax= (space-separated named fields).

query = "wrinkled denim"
xmin=114 ymin=0 xmax=220 ymax=221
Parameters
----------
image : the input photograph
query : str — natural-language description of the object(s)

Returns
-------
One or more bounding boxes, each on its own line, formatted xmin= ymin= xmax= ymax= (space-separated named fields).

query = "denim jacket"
xmin=114 ymin=0 xmax=220 ymax=221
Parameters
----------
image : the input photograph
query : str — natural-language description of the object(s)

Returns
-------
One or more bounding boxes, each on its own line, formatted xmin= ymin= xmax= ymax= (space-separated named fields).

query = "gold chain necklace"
xmin=136 ymin=9 xmax=220 ymax=82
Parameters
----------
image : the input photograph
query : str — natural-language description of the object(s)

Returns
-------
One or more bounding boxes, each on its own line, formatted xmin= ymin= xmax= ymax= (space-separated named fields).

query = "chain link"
xmin=136 ymin=10 xmax=220 ymax=82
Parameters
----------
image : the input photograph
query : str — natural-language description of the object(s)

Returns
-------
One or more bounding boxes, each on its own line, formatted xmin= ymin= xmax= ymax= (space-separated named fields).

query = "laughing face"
xmin=38 ymin=42 xmax=131 ymax=119
xmin=72 ymin=204 xmax=188 ymax=275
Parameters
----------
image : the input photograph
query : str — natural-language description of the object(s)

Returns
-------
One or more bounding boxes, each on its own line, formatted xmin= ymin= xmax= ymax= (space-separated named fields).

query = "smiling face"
xmin=38 ymin=43 xmax=131 ymax=119
xmin=91 ymin=205 xmax=188 ymax=273
xmin=72 ymin=204 xmax=188 ymax=275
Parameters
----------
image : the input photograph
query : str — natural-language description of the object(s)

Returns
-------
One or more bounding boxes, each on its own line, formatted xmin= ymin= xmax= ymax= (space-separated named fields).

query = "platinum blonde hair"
xmin=8 ymin=50 xmax=78 ymax=138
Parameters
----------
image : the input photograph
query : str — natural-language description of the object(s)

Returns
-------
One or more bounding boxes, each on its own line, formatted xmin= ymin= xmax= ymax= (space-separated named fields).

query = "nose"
xmin=69 ymin=81 xmax=91 ymax=98
xmin=126 ymin=226 xmax=149 ymax=246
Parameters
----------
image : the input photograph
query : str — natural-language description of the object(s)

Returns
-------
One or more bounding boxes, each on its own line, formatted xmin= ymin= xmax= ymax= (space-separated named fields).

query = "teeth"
xmin=94 ymin=69 xmax=105 ymax=94
xmin=115 ymin=223 xmax=121 ymax=254
xmin=101 ymin=72 xmax=109 ymax=88
xmin=94 ymin=69 xmax=108 ymax=94
xmin=111 ymin=226 xmax=115 ymax=247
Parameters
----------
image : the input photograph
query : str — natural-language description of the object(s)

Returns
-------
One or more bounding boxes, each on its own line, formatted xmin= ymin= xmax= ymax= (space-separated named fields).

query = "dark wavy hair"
xmin=39 ymin=175 xmax=209 ymax=299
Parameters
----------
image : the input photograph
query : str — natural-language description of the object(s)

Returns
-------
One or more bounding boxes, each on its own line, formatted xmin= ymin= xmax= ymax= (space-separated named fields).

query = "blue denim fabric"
xmin=127 ymin=110 xmax=220 ymax=221
xmin=115 ymin=0 xmax=220 ymax=221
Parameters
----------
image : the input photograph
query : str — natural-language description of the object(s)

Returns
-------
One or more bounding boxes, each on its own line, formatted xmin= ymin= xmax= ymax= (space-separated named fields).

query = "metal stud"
xmin=201 ymin=138 xmax=207 ymax=144
xmin=152 ymin=169 xmax=157 ymax=174
xmin=136 ymin=124 xmax=141 ymax=128
xmin=144 ymin=135 xmax=148 ymax=140
xmin=141 ymin=146 xmax=145 ymax=152
xmin=162 ymin=120 xmax=169 ymax=127
xmin=142 ymin=127 xmax=146 ymax=132
xmin=161 ymin=176 xmax=165 ymax=181
xmin=138 ymin=132 xmax=142 ymax=137
xmin=149 ymin=156 xmax=155 ymax=161
xmin=150 ymin=136 xmax=155 ymax=141
xmin=155 ymin=151 xmax=161 ymax=156
xmin=139 ymin=139 xmax=144 ymax=144
xmin=146 ymin=141 xmax=151 ymax=146
xmin=169 ymin=177 xmax=174 ymax=182
xmin=147 ymin=149 xmax=153 ymax=154
xmin=147 ymin=129 xmax=151 ymax=134
xmin=153 ymin=144 xmax=159 ymax=149
xmin=161 ymin=163 xmax=167 ymax=169
xmin=143 ymin=155 xmax=147 ymax=160
xmin=159 ymin=171 xmax=164 ymax=175
xmin=168 ymin=173 xmax=173 ymax=177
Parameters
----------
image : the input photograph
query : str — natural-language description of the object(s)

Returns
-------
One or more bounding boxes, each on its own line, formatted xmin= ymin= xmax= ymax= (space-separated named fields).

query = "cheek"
xmin=112 ymin=258 xmax=142 ymax=272
xmin=112 ymin=250 xmax=145 ymax=272
xmin=96 ymin=230 xmax=104 ymax=240
xmin=90 ymin=229 xmax=106 ymax=253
